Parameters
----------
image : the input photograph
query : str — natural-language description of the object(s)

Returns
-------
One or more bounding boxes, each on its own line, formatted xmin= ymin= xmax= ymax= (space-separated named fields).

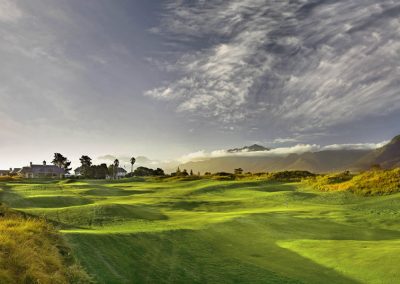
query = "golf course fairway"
xmin=1 ymin=178 xmax=399 ymax=283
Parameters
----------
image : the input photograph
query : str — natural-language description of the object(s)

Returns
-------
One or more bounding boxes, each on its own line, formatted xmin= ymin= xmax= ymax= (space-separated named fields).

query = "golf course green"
xmin=1 ymin=178 xmax=399 ymax=283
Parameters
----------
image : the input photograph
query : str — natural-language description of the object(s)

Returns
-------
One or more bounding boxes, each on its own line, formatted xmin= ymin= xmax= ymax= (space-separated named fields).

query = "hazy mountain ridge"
xmin=353 ymin=135 xmax=400 ymax=169
xmin=227 ymin=144 xmax=270 ymax=153
xmin=179 ymin=135 xmax=400 ymax=173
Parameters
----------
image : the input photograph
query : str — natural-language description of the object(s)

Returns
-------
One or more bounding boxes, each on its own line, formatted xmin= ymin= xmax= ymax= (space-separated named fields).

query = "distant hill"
xmin=227 ymin=144 xmax=270 ymax=153
xmin=353 ymin=135 xmax=400 ymax=169
xmin=179 ymin=149 xmax=370 ymax=174
xmin=179 ymin=135 xmax=400 ymax=173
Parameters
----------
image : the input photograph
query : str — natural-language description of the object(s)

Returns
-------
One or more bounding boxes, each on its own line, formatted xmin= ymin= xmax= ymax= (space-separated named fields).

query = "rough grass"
xmin=305 ymin=169 xmax=400 ymax=195
xmin=1 ymin=177 xmax=400 ymax=283
xmin=0 ymin=205 xmax=91 ymax=284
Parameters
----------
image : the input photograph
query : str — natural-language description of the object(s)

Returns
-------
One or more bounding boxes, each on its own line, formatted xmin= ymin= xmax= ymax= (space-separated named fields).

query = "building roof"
xmin=0 ymin=170 xmax=10 ymax=174
xmin=19 ymin=164 xmax=65 ymax=175
xmin=10 ymin=168 xmax=21 ymax=174
xmin=117 ymin=167 xmax=127 ymax=173
xmin=75 ymin=166 xmax=126 ymax=173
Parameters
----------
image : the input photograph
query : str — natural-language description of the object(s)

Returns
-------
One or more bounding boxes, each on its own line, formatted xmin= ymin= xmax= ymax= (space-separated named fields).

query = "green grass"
xmin=1 ymin=178 xmax=399 ymax=283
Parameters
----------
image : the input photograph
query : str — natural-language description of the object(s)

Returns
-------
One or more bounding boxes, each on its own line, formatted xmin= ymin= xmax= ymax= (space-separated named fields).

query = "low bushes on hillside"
xmin=305 ymin=169 xmax=400 ymax=196
xmin=349 ymin=168 xmax=400 ymax=195
xmin=0 ymin=176 xmax=20 ymax=182
xmin=304 ymin=171 xmax=354 ymax=192
xmin=0 ymin=205 xmax=92 ymax=283
xmin=211 ymin=172 xmax=236 ymax=181
xmin=238 ymin=171 xmax=315 ymax=182
xmin=267 ymin=171 xmax=316 ymax=182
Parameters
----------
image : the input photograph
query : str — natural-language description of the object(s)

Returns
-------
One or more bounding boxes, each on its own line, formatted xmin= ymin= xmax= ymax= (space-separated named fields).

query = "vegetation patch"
xmin=0 ymin=205 xmax=91 ymax=283
xmin=305 ymin=169 xmax=400 ymax=196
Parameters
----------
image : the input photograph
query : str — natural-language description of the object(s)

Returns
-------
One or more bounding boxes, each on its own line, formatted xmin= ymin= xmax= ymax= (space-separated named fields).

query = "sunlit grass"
xmin=1 ymin=176 xmax=399 ymax=283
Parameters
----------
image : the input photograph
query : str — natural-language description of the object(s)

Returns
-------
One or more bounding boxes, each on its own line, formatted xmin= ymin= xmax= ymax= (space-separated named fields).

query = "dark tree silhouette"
xmin=52 ymin=153 xmax=72 ymax=174
xmin=130 ymin=157 xmax=136 ymax=173
xmin=79 ymin=155 xmax=92 ymax=177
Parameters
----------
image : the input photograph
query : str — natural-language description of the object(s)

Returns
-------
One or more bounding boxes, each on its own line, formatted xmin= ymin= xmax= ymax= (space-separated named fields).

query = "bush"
xmin=128 ymin=167 xmax=165 ymax=177
xmin=211 ymin=172 xmax=235 ymax=180
xmin=305 ymin=169 xmax=400 ymax=196
xmin=238 ymin=171 xmax=315 ymax=182
xmin=0 ymin=176 xmax=20 ymax=182
xmin=349 ymin=168 xmax=400 ymax=196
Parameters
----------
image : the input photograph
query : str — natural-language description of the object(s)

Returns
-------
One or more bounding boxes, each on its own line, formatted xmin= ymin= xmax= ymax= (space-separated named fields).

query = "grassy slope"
xmin=0 ymin=204 xmax=91 ymax=284
xmin=1 ymin=178 xmax=399 ymax=283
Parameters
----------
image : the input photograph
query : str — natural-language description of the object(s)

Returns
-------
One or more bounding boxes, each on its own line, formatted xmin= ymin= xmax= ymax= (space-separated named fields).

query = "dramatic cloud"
xmin=147 ymin=0 xmax=400 ymax=130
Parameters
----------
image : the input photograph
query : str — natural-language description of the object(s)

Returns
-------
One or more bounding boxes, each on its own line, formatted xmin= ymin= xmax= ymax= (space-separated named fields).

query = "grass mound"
xmin=82 ymin=187 xmax=142 ymax=196
xmin=28 ymin=204 xmax=168 ymax=228
xmin=0 ymin=205 xmax=91 ymax=283
xmin=11 ymin=196 xmax=93 ymax=209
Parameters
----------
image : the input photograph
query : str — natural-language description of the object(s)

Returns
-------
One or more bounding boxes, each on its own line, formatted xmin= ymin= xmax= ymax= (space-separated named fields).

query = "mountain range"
xmin=178 ymin=135 xmax=400 ymax=173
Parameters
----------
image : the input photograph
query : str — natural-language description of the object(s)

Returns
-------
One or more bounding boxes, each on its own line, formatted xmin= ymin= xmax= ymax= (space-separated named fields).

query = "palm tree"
xmin=130 ymin=157 xmax=136 ymax=174
xmin=113 ymin=159 xmax=119 ymax=179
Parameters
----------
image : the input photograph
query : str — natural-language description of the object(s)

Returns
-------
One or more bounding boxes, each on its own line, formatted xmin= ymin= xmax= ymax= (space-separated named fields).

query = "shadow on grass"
xmin=65 ymin=227 xmax=361 ymax=284
xmin=157 ymin=200 xmax=242 ymax=211
xmin=187 ymin=181 xmax=278 ymax=195
xmin=82 ymin=186 xmax=154 ymax=197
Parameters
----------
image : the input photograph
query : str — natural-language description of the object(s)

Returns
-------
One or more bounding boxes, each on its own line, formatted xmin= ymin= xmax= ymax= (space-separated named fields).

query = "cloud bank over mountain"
xmin=177 ymin=141 xmax=388 ymax=164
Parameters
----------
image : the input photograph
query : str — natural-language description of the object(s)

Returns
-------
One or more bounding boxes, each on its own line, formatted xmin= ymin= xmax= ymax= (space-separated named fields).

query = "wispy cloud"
xmin=147 ymin=0 xmax=400 ymax=131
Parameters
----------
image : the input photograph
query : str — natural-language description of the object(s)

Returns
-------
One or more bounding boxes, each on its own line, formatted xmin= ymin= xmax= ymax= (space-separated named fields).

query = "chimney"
xmin=43 ymin=160 xmax=47 ymax=166
xmin=30 ymin=162 xmax=33 ymax=167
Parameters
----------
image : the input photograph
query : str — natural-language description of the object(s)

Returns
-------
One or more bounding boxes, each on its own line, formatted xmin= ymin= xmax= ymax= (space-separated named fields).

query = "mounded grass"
xmin=1 ymin=177 xmax=399 ymax=283
xmin=0 ymin=205 xmax=91 ymax=284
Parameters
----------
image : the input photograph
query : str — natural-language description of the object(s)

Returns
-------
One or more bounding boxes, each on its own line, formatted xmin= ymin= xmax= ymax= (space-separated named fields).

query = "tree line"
xmin=51 ymin=153 xmax=165 ymax=179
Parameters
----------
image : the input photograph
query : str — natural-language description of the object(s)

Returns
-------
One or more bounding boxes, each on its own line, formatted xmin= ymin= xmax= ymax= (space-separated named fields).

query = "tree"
xmin=52 ymin=153 xmax=71 ymax=174
xmin=234 ymin=168 xmax=244 ymax=175
xmin=130 ymin=166 xmax=165 ymax=177
xmin=79 ymin=155 xmax=92 ymax=177
xmin=154 ymin=168 xmax=165 ymax=176
xmin=91 ymin=164 xmax=108 ymax=179
xmin=52 ymin=153 xmax=65 ymax=168
xmin=80 ymin=155 xmax=92 ymax=167
xmin=130 ymin=157 xmax=136 ymax=173
xmin=190 ymin=169 xmax=194 ymax=176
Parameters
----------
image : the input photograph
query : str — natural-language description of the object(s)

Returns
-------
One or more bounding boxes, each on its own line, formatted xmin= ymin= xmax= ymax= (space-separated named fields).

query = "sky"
xmin=0 ymin=0 xmax=400 ymax=170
